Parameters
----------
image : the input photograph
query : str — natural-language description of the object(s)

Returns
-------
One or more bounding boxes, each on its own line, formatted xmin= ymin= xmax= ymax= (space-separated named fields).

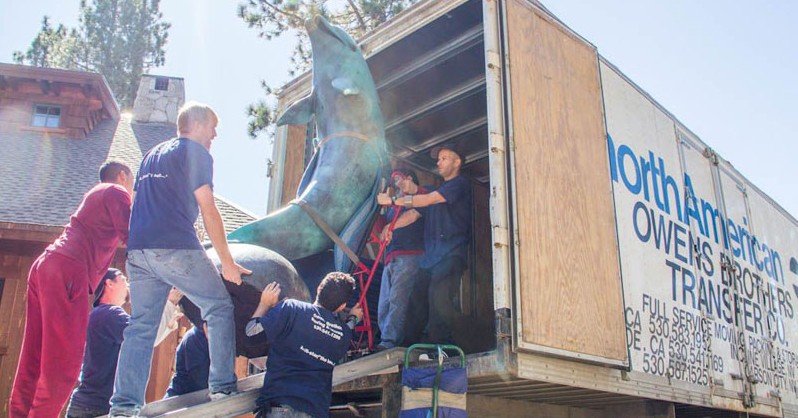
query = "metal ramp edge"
xmin=137 ymin=347 xmax=406 ymax=417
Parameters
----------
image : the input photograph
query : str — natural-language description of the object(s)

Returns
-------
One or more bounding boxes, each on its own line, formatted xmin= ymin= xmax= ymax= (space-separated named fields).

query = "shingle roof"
xmin=0 ymin=114 xmax=255 ymax=232
xmin=195 ymin=195 xmax=257 ymax=237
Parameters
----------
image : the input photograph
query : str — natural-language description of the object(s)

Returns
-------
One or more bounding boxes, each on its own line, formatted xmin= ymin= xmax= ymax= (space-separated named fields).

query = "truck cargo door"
xmin=498 ymin=0 xmax=627 ymax=366
xmin=676 ymin=133 xmax=748 ymax=397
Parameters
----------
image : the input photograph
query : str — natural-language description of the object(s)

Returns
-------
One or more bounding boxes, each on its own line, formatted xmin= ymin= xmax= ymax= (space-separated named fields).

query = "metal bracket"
xmin=495 ymin=308 xmax=512 ymax=340
xmin=703 ymin=147 xmax=719 ymax=165
xmin=266 ymin=158 xmax=274 ymax=178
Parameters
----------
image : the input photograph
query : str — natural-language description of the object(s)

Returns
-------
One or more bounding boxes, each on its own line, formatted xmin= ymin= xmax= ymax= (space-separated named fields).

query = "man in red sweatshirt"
xmin=9 ymin=161 xmax=134 ymax=418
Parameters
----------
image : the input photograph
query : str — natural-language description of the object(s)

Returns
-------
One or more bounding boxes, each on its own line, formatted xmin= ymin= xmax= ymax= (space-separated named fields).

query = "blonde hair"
xmin=177 ymin=101 xmax=218 ymax=135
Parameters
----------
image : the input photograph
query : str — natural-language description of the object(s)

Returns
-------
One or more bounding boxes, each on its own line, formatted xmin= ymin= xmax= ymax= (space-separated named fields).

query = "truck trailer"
xmin=150 ymin=0 xmax=798 ymax=416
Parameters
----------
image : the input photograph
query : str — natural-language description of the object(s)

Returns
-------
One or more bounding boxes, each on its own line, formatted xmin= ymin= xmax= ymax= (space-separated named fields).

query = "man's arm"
xmin=245 ymin=282 xmax=281 ymax=337
xmin=106 ymin=186 xmax=132 ymax=245
xmin=404 ymin=191 xmax=446 ymax=208
xmin=154 ymin=288 xmax=184 ymax=346
xmin=380 ymin=209 xmax=422 ymax=243
xmin=377 ymin=191 xmax=446 ymax=209
xmin=194 ymin=185 xmax=251 ymax=284
xmin=394 ymin=209 xmax=422 ymax=228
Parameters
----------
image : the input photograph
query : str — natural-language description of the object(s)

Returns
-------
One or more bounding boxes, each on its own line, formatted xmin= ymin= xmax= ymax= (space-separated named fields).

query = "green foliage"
xmin=238 ymin=0 xmax=419 ymax=138
xmin=14 ymin=0 xmax=170 ymax=109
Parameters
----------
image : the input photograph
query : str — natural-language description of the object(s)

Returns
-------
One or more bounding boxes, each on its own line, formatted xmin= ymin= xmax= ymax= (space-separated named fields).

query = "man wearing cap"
xmin=10 ymin=161 xmax=134 ymax=418
xmin=375 ymin=168 xmax=426 ymax=350
xmin=377 ymin=143 xmax=472 ymax=345
xmin=66 ymin=269 xmax=182 ymax=418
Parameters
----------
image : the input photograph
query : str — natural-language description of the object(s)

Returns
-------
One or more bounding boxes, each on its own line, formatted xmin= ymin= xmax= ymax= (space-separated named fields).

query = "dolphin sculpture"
xmin=227 ymin=15 xmax=388 ymax=271
xmin=189 ymin=17 xmax=388 ymax=356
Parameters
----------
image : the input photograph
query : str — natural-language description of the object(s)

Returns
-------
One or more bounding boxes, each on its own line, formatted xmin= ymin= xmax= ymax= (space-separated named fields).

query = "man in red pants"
xmin=9 ymin=161 xmax=134 ymax=418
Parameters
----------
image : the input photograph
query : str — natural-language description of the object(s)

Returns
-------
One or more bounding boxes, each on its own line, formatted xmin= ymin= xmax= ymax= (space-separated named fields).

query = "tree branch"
xmin=345 ymin=0 xmax=367 ymax=32
xmin=260 ymin=1 xmax=304 ymax=25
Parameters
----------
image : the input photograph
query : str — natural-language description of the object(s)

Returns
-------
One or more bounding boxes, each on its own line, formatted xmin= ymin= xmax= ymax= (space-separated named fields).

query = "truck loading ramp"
xmin=130 ymin=347 xmax=406 ymax=417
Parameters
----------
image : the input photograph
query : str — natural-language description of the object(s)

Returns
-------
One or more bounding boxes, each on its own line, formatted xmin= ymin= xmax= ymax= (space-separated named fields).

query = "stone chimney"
xmin=132 ymin=75 xmax=185 ymax=124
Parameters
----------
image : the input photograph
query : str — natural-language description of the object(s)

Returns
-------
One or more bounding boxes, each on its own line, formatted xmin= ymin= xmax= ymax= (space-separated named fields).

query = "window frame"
xmin=31 ymin=104 xmax=62 ymax=128
xmin=154 ymin=77 xmax=169 ymax=91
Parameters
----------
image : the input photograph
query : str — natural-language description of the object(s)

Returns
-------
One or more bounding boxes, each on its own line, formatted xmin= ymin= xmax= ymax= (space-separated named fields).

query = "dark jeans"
xmin=66 ymin=403 xmax=108 ymax=418
xmin=406 ymin=256 xmax=466 ymax=345
xmin=255 ymin=404 xmax=314 ymax=418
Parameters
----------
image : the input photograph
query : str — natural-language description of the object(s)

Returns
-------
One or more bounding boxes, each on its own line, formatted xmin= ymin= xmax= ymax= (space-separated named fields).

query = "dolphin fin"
xmin=276 ymin=94 xmax=315 ymax=126
xmin=296 ymin=144 xmax=320 ymax=197
xmin=334 ymin=167 xmax=387 ymax=272
xmin=332 ymin=77 xmax=360 ymax=96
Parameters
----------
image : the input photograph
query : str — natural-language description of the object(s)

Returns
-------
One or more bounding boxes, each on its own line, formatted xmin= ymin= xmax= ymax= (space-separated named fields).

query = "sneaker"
xmin=419 ymin=349 xmax=449 ymax=361
xmin=209 ymin=389 xmax=238 ymax=401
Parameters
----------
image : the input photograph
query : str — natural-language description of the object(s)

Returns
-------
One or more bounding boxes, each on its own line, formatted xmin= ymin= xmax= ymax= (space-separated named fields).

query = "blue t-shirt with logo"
xmin=418 ymin=175 xmax=472 ymax=268
xmin=166 ymin=326 xmax=210 ymax=397
xmin=69 ymin=304 xmax=129 ymax=412
xmin=128 ymin=138 xmax=213 ymax=250
xmin=256 ymin=299 xmax=352 ymax=418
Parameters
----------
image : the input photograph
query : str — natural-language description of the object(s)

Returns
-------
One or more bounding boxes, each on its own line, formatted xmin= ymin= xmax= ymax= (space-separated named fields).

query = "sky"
xmin=1 ymin=0 xmax=796 ymax=219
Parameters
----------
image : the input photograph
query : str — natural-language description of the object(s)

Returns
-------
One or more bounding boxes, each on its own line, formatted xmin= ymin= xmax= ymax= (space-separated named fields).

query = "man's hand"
xmin=377 ymin=192 xmax=392 ymax=206
xmin=167 ymin=288 xmax=183 ymax=305
xmin=252 ymin=281 xmax=281 ymax=318
xmin=349 ymin=303 xmax=364 ymax=322
xmin=381 ymin=225 xmax=393 ymax=243
xmin=260 ymin=281 xmax=281 ymax=309
xmin=221 ymin=261 xmax=252 ymax=285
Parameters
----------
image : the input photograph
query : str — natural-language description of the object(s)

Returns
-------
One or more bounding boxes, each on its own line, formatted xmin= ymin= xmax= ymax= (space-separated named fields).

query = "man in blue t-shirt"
xmin=246 ymin=272 xmax=363 ymax=418
xmin=66 ymin=269 xmax=182 ymax=418
xmin=376 ymin=168 xmax=425 ymax=350
xmin=377 ymin=142 xmax=472 ymax=345
xmin=110 ymin=101 xmax=252 ymax=417
xmin=65 ymin=268 xmax=129 ymax=418
xmin=165 ymin=323 xmax=210 ymax=398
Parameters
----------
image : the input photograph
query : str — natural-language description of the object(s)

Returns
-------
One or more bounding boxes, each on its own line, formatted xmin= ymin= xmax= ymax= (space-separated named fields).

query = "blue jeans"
xmin=377 ymin=254 xmax=421 ymax=348
xmin=110 ymin=249 xmax=237 ymax=416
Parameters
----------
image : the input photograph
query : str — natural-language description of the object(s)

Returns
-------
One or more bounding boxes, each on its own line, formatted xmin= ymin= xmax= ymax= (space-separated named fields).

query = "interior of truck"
xmin=362 ymin=0 xmax=495 ymax=354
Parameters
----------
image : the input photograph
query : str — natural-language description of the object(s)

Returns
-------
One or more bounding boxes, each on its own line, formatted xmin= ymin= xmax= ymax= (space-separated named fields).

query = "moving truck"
xmin=264 ymin=0 xmax=798 ymax=416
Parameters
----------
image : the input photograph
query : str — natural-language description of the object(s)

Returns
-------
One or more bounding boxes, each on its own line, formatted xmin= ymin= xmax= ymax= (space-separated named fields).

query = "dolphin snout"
xmin=304 ymin=15 xmax=321 ymax=31
xmin=305 ymin=15 xmax=357 ymax=51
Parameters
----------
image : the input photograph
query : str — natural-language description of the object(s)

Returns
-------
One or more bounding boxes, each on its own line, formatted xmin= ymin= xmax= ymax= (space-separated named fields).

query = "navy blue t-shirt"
xmin=418 ymin=175 xmax=472 ymax=268
xmin=257 ymin=299 xmax=352 ymax=418
xmin=385 ymin=205 xmax=424 ymax=255
xmin=69 ymin=304 xmax=129 ymax=412
xmin=166 ymin=326 xmax=210 ymax=397
xmin=128 ymin=138 xmax=213 ymax=250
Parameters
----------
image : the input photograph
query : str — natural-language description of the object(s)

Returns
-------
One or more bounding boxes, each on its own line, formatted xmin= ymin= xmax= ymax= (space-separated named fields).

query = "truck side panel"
xmin=504 ymin=0 xmax=627 ymax=364
xmin=602 ymin=54 xmax=798 ymax=409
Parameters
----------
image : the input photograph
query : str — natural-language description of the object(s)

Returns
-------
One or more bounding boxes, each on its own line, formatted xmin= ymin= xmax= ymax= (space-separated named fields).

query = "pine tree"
xmin=238 ymin=0 xmax=419 ymax=138
xmin=14 ymin=0 xmax=170 ymax=109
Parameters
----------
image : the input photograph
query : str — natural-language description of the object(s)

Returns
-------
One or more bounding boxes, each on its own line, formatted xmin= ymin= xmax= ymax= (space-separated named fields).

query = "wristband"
xmin=391 ymin=195 xmax=397 ymax=205
xmin=404 ymin=195 xmax=413 ymax=208
xmin=345 ymin=314 xmax=359 ymax=329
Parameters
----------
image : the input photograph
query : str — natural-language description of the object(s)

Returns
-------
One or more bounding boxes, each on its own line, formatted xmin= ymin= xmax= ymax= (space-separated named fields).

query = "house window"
xmin=154 ymin=77 xmax=169 ymax=91
xmin=32 ymin=105 xmax=61 ymax=128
